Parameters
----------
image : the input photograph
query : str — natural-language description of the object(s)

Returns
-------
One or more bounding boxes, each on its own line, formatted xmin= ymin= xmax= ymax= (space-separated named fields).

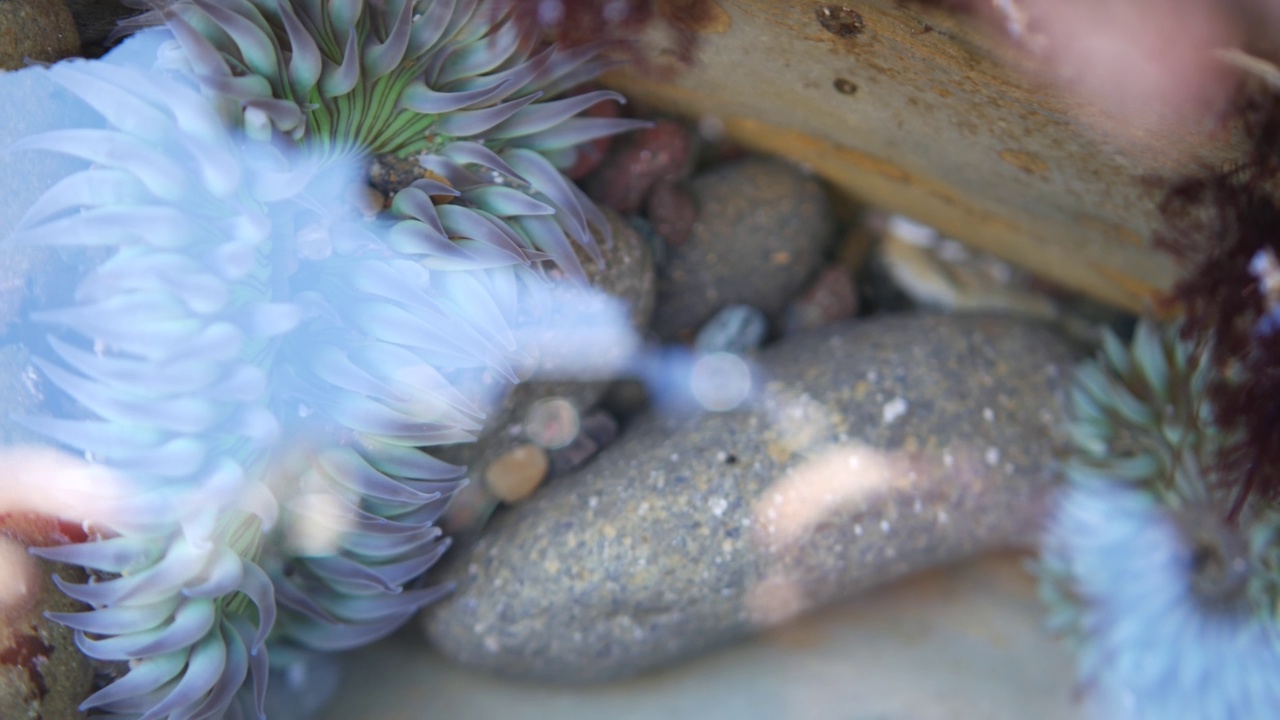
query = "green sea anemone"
xmin=127 ymin=0 xmax=649 ymax=281
xmin=1038 ymin=321 xmax=1280 ymax=718
xmin=6 ymin=1 xmax=644 ymax=717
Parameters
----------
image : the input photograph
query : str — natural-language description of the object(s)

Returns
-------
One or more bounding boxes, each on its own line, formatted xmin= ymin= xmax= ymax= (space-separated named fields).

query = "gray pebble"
xmin=694 ymin=304 xmax=768 ymax=354
xmin=547 ymin=409 xmax=620 ymax=477
xmin=650 ymin=156 xmax=835 ymax=342
xmin=422 ymin=314 xmax=1078 ymax=682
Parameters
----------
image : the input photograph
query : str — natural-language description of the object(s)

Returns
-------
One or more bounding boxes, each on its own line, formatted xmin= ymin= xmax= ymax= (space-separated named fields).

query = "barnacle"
xmin=1037 ymin=322 xmax=1280 ymax=718
xmin=7 ymin=2 xmax=644 ymax=717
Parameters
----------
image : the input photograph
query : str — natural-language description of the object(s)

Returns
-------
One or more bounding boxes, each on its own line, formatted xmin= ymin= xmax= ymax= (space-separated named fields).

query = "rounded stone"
xmin=523 ymin=398 xmax=581 ymax=450
xmin=586 ymin=119 xmax=695 ymax=214
xmin=693 ymin=304 xmax=769 ymax=354
xmin=422 ymin=314 xmax=1078 ymax=682
xmin=0 ymin=0 xmax=80 ymax=69
xmin=484 ymin=444 xmax=551 ymax=504
xmin=783 ymin=264 xmax=859 ymax=334
xmin=650 ymin=156 xmax=836 ymax=342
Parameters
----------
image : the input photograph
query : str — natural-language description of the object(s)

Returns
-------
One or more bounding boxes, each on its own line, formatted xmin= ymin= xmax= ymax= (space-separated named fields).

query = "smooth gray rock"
xmin=693 ymin=304 xmax=768 ymax=354
xmin=422 ymin=314 xmax=1078 ymax=682
xmin=329 ymin=556 xmax=1084 ymax=720
xmin=650 ymin=156 xmax=835 ymax=342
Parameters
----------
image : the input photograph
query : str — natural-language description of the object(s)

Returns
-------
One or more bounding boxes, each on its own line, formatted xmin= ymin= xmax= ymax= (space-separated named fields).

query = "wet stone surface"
xmin=694 ymin=304 xmax=769 ymax=354
xmin=651 ymin=156 xmax=835 ymax=342
xmin=0 ymin=514 xmax=93 ymax=720
xmin=0 ymin=0 xmax=80 ymax=70
xmin=422 ymin=314 xmax=1079 ymax=682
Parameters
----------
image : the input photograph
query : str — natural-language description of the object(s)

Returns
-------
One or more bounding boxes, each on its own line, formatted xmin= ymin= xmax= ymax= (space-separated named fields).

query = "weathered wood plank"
xmin=605 ymin=0 xmax=1245 ymax=311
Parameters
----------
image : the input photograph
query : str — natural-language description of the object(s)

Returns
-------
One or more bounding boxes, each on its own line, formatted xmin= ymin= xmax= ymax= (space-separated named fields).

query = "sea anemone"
xmin=7 ymin=2 xmax=644 ymax=717
xmin=122 ymin=0 xmax=649 ymax=282
xmin=1038 ymin=321 xmax=1280 ymax=718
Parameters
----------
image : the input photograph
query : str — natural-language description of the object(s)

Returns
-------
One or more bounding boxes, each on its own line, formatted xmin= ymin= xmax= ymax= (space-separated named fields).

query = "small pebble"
xmin=524 ymin=397 xmax=581 ymax=450
xmin=441 ymin=480 xmax=499 ymax=535
xmin=784 ymin=265 xmax=858 ymax=334
xmin=587 ymin=119 xmax=694 ymax=214
xmin=548 ymin=409 xmax=620 ymax=476
xmin=695 ymin=304 xmax=769 ymax=354
xmin=484 ymin=444 xmax=551 ymax=504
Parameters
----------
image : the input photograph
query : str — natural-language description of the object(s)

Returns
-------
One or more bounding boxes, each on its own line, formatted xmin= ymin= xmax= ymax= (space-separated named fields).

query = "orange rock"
xmin=485 ymin=444 xmax=551 ymax=504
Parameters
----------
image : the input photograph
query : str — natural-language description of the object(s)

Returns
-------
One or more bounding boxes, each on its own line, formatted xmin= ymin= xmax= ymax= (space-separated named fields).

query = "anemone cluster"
xmin=7 ymin=1 xmax=639 ymax=717
xmin=1038 ymin=321 xmax=1280 ymax=718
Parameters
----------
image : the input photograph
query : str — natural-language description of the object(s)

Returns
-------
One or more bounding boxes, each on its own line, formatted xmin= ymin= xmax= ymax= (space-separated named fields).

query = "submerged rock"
xmin=650 ymin=157 xmax=835 ymax=342
xmin=0 ymin=0 xmax=79 ymax=70
xmin=422 ymin=314 xmax=1078 ymax=682
xmin=694 ymin=304 xmax=768 ymax=355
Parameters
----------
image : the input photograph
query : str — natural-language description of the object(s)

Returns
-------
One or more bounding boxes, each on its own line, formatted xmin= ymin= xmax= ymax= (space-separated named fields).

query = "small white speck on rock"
xmin=882 ymin=396 xmax=908 ymax=424
xmin=708 ymin=497 xmax=729 ymax=517
xmin=985 ymin=446 xmax=1000 ymax=466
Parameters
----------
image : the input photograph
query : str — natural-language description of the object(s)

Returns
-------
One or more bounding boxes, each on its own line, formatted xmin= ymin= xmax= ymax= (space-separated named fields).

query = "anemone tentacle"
xmin=131 ymin=0 xmax=649 ymax=282
xmin=1038 ymin=322 xmax=1280 ymax=717
xmin=12 ymin=3 xmax=643 ymax=716
xmin=12 ymin=47 xmax=528 ymax=717
xmin=12 ymin=57 xmax=293 ymax=719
